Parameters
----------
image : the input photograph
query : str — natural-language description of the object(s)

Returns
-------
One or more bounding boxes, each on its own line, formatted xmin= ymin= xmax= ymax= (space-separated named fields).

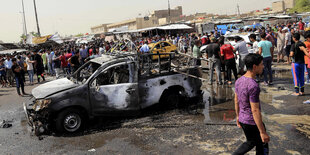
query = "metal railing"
xmin=101 ymin=50 xmax=211 ymax=81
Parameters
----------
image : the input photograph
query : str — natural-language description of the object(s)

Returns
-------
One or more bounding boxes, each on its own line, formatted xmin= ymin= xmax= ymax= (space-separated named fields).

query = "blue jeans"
xmin=263 ymin=57 xmax=273 ymax=83
xmin=209 ymin=58 xmax=222 ymax=83
xmin=15 ymin=77 xmax=24 ymax=88
xmin=48 ymin=63 xmax=54 ymax=75
xmin=15 ymin=77 xmax=25 ymax=95
xmin=28 ymin=70 xmax=34 ymax=83
xmin=292 ymin=63 xmax=305 ymax=93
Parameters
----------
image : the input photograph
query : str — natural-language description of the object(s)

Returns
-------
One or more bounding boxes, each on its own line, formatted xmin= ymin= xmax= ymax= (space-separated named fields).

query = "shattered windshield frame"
xmin=70 ymin=61 xmax=101 ymax=84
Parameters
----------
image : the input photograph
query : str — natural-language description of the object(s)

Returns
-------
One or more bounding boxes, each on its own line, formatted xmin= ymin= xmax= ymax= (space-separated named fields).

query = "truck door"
xmin=89 ymin=62 xmax=139 ymax=115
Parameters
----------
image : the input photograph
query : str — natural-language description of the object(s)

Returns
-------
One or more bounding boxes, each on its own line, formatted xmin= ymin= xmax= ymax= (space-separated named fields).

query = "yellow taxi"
xmin=148 ymin=41 xmax=177 ymax=60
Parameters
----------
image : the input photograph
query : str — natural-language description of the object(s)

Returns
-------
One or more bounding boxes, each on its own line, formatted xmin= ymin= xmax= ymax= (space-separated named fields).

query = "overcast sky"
xmin=0 ymin=0 xmax=277 ymax=42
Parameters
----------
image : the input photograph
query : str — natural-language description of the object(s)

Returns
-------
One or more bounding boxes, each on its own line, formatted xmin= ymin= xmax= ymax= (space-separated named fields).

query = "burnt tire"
xmin=160 ymin=90 xmax=183 ymax=108
xmin=56 ymin=109 xmax=84 ymax=133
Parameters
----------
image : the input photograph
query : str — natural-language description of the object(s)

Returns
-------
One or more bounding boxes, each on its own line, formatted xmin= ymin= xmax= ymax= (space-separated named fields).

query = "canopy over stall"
xmin=0 ymin=43 xmax=26 ymax=55
xmin=113 ymin=24 xmax=194 ymax=34
xmin=27 ymin=33 xmax=63 ymax=45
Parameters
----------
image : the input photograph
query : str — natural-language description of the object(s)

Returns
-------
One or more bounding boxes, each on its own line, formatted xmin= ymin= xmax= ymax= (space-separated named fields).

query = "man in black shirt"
xmin=290 ymin=33 xmax=310 ymax=96
xmin=206 ymin=37 xmax=223 ymax=85
xmin=12 ymin=58 xmax=27 ymax=96
xmin=33 ymin=49 xmax=45 ymax=83
xmin=69 ymin=51 xmax=81 ymax=73
xmin=53 ymin=51 xmax=62 ymax=79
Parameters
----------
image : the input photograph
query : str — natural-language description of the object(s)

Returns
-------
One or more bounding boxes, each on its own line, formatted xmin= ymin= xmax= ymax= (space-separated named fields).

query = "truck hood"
xmin=32 ymin=78 xmax=78 ymax=99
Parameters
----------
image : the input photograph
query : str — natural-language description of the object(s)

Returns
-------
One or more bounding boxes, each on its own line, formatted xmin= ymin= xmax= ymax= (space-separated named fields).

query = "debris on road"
xmin=88 ymin=148 xmax=96 ymax=152
xmin=38 ymin=136 xmax=44 ymax=141
xmin=303 ymin=100 xmax=310 ymax=104
xmin=277 ymin=86 xmax=286 ymax=90
xmin=0 ymin=120 xmax=12 ymax=128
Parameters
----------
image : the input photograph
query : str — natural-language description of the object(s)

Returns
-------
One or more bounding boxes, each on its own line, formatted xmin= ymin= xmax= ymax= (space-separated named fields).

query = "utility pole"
xmin=168 ymin=0 xmax=171 ymax=24
xmin=21 ymin=0 xmax=27 ymax=36
xmin=19 ymin=12 xmax=25 ymax=38
xmin=33 ymin=0 xmax=41 ymax=36
xmin=237 ymin=4 xmax=241 ymax=18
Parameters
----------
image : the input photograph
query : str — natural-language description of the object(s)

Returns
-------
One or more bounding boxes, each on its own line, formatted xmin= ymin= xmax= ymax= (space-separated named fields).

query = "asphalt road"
xmin=0 ymin=66 xmax=310 ymax=155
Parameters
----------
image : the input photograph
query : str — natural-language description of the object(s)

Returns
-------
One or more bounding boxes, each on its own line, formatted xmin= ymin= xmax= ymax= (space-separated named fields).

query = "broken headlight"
xmin=33 ymin=99 xmax=51 ymax=111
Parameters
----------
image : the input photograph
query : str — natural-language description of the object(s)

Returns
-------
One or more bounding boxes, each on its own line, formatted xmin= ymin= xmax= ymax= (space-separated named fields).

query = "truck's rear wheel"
xmin=166 ymin=92 xmax=180 ymax=107
xmin=56 ymin=109 xmax=84 ymax=133
xmin=160 ymin=90 xmax=183 ymax=108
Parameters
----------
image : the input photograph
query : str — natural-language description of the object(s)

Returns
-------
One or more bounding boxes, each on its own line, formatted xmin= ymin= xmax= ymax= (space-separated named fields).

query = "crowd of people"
xmin=232 ymin=19 xmax=309 ymax=155
xmin=0 ymin=19 xmax=309 ymax=97
xmin=189 ymin=19 xmax=310 ymax=89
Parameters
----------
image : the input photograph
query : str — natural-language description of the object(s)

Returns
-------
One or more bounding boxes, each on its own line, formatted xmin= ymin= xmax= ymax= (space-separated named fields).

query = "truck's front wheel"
xmin=56 ymin=109 xmax=84 ymax=133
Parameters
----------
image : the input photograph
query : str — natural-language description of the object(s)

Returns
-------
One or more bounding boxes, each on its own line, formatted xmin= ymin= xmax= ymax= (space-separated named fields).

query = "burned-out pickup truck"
xmin=23 ymin=52 xmax=202 ymax=134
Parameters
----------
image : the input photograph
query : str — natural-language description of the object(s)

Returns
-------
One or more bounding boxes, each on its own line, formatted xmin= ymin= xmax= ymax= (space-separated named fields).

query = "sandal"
xmin=291 ymin=93 xmax=300 ymax=96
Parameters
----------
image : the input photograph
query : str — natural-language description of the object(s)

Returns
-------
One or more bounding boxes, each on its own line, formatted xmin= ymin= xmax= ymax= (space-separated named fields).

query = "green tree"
xmin=75 ymin=33 xmax=84 ymax=37
xmin=20 ymin=34 xmax=26 ymax=39
xmin=289 ymin=0 xmax=310 ymax=13
xmin=20 ymin=34 xmax=27 ymax=44
xmin=30 ymin=31 xmax=40 ymax=37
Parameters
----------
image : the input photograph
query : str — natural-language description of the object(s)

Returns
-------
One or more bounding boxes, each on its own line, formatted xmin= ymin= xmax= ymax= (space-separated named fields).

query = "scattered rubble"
xmin=88 ymin=148 xmax=96 ymax=152
xmin=0 ymin=120 xmax=12 ymax=128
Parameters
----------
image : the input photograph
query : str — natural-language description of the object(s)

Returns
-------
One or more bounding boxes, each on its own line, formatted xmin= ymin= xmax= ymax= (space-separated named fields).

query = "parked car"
xmin=24 ymin=52 xmax=202 ymax=135
xmin=148 ymin=41 xmax=177 ymax=60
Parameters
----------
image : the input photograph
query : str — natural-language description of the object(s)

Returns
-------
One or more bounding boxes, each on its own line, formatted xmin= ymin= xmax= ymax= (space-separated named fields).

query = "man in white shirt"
xmin=99 ymin=45 xmax=104 ymax=55
xmin=140 ymin=42 xmax=150 ymax=53
xmin=25 ymin=52 xmax=35 ymax=85
xmin=4 ymin=55 xmax=14 ymax=86
xmin=249 ymin=34 xmax=259 ymax=54
xmin=275 ymin=27 xmax=286 ymax=63
xmin=234 ymin=36 xmax=249 ymax=74
xmin=47 ymin=49 xmax=55 ymax=76
xmin=283 ymin=27 xmax=292 ymax=64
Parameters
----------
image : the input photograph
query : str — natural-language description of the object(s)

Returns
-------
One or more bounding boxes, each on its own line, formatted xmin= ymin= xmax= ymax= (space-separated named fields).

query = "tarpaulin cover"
xmin=32 ymin=35 xmax=52 ymax=44
xmin=50 ymin=34 xmax=63 ymax=44
xmin=158 ymin=24 xmax=193 ymax=30
xmin=113 ymin=24 xmax=193 ymax=34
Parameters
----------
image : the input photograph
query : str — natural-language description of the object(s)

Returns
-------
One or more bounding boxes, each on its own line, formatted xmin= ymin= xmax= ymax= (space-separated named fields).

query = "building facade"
xmin=272 ymin=0 xmax=296 ymax=13
xmin=284 ymin=0 xmax=296 ymax=9
xmin=106 ymin=16 xmax=159 ymax=32
xmin=272 ymin=1 xmax=285 ymax=13
xmin=91 ymin=24 xmax=109 ymax=34
xmin=91 ymin=6 xmax=183 ymax=33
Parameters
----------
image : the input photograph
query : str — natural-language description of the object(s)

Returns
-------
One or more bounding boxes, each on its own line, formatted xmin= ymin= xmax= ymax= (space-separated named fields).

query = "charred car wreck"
xmin=23 ymin=52 xmax=202 ymax=135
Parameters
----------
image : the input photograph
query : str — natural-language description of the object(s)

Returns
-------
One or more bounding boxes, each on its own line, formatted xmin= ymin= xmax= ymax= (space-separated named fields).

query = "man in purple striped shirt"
xmin=233 ymin=53 xmax=270 ymax=155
